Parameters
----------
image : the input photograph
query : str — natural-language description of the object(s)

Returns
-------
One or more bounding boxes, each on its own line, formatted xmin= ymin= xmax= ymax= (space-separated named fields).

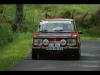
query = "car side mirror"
xmin=78 ymin=31 xmax=83 ymax=34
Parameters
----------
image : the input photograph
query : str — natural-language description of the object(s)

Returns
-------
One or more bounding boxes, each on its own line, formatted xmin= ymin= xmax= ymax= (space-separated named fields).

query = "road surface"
xmin=11 ymin=40 xmax=100 ymax=71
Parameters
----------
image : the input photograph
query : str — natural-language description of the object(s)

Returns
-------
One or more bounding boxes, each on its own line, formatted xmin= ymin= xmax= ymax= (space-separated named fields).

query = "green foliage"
xmin=0 ymin=5 xmax=15 ymax=49
xmin=0 ymin=23 xmax=14 ymax=49
xmin=0 ymin=32 xmax=32 ymax=70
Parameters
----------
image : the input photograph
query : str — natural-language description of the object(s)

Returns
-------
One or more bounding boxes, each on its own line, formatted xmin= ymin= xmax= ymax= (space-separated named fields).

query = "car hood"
xmin=37 ymin=32 xmax=73 ymax=38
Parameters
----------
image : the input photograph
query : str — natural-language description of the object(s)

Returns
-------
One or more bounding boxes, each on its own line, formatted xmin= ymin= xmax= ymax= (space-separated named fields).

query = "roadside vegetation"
xmin=0 ymin=4 xmax=100 ymax=70
xmin=0 ymin=32 xmax=32 ymax=70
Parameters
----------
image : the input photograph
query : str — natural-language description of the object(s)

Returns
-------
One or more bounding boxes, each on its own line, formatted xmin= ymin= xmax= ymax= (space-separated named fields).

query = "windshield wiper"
xmin=54 ymin=29 xmax=64 ymax=32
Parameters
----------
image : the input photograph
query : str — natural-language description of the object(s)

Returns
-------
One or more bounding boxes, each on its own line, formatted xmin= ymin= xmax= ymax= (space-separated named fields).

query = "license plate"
xmin=46 ymin=47 xmax=63 ymax=50
xmin=46 ymin=43 xmax=63 ymax=50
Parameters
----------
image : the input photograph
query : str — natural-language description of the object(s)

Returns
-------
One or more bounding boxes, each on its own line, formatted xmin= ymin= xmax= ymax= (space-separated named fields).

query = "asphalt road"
xmin=11 ymin=40 xmax=100 ymax=71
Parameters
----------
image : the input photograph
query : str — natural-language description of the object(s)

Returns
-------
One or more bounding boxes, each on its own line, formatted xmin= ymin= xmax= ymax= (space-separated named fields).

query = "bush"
xmin=0 ymin=23 xmax=14 ymax=49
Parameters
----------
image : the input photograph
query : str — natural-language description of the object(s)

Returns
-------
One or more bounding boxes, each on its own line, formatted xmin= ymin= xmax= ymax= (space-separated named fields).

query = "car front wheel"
xmin=74 ymin=50 xmax=81 ymax=60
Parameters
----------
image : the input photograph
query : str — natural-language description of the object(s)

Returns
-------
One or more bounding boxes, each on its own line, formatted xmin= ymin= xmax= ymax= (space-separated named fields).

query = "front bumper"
xmin=32 ymin=47 xmax=80 ymax=56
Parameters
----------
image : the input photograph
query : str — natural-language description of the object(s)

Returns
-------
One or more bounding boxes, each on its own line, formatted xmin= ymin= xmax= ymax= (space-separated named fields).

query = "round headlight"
xmin=60 ymin=39 xmax=66 ymax=46
xmin=43 ymin=39 xmax=49 ymax=45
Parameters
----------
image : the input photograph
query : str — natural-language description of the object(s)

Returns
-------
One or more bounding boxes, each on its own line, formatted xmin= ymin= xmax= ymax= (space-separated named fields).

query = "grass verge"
xmin=80 ymin=35 xmax=100 ymax=40
xmin=81 ymin=37 xmax=100 ymax=40
xmin=0 ymin=32 xmax=33 ymax=71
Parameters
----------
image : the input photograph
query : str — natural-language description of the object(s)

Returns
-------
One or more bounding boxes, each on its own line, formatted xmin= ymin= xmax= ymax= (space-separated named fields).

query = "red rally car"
xmin=32 ymin=18 xmax=82 ymax=60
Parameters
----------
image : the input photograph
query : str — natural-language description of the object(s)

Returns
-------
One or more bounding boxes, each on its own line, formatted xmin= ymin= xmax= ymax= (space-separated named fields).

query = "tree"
xmin=0 ymin=4 xmax=4 ymax=23
xmin=12 ymin=4 xmax=23 ymax=32
xmin=0 ymin=4 xmax=4 ymax=14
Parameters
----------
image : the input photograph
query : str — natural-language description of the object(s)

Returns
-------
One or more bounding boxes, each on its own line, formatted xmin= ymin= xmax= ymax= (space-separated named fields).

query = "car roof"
xmin=42 ymin=18 xmax=74 ymax=21
xmin=40 ymin=18 xmax=75 ymax=25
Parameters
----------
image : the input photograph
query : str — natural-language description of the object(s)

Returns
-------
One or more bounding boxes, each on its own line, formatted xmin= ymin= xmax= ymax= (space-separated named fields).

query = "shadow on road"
xmin=26 ymin=54 xmax=100 ymax=61
xmin=26 ymin=55 xmax=81 ymax=61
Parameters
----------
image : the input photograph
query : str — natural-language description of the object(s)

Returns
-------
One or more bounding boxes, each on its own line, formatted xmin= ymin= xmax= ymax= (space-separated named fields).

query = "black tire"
xmin=32 ymin=53 xmax=37 ymax=60
xmin=32 ymin=49 xmax=38 ymax=60
xmin=32 ymin=50 xmax=41 ymax=60
xmin=74 ymin=50 xmax=81 ymax=60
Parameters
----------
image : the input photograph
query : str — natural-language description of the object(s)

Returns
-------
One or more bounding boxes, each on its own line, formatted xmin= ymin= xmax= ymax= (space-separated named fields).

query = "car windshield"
xmin=39 ymin=21 xmax=75 ymax=32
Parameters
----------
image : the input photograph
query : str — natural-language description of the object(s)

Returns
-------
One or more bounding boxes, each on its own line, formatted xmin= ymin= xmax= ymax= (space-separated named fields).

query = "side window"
xmin=72 ymin=22 xmax=77 ymax=32
xmin=37 ymin=25 xmax=40 ymax=32
xmin=39 ymin=24 xmax=47 ymax=31
xmin=72 ymin=21 xmax=77 ymax=31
